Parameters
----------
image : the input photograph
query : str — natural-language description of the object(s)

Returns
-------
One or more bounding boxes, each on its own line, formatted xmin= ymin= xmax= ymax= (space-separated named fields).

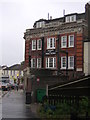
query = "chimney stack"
xmin=48 ymin=13 xmax=49 ymax=20
xmin=50 ymin=16 xmax=52 ymax=20
xmin=63 ymin=9 xmax=65 ymax=16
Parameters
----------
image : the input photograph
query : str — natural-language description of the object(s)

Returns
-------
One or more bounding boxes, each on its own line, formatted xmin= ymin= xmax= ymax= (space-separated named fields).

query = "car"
xmin=10 ymin=83 xmax=18 ymax=89
xmin=2 ymin=82 xmax=10 ymax=91
xmin=1 ymin=75 xmax=10 ymax=91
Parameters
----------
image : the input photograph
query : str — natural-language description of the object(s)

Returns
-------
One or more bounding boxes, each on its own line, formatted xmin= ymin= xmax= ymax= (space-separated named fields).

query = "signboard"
xmin=45 ymin=49 xmax=56 ymax=55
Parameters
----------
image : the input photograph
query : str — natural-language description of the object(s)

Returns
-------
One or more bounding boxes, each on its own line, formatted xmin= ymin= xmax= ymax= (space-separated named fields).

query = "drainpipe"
xmin=57 ymin=35 xmax=60 ymax=75
xmin=66 ymin=52 xmax=68 ymax=76
xmin=42 ymin=37 xmax=44 ymax=68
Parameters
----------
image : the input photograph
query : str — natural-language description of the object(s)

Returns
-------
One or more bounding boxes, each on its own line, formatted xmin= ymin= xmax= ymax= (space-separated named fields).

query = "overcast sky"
xmin=0 ymin=0 xmax=89 ymax=66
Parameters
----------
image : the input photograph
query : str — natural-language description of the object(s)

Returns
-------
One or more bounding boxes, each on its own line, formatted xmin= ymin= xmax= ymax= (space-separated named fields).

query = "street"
xmin=1 ymin=89 xmax=39 ymax=119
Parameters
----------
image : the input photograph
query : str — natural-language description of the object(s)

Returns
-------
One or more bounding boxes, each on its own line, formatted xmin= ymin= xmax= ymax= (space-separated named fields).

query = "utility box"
xmin=37 ymin=89 xmax=46 ymax=103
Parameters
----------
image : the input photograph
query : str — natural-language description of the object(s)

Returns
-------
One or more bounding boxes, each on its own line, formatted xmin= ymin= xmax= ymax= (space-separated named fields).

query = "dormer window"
xmin=36 ymin=21 xmax=45 ymax=28
xmin=65 ymin=15 xmax=76 ymax=23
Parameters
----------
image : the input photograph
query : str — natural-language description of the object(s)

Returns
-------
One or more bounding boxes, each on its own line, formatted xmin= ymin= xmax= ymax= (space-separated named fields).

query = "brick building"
xmin=23 ymin=2 xmax=90 ymax=103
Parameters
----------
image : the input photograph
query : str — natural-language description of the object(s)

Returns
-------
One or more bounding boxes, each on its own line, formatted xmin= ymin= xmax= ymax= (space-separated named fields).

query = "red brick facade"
xmin=24 ymin=32 xmax=85 ymax=80
xmin=24 ymin=3 xmax=90 ymax=80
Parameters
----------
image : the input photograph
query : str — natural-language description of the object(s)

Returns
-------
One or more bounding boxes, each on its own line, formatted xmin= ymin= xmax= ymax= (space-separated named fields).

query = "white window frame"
xmin=61 ymin=36 xmax=67 ymax=48
xmin=68 ymin=56 xmax=74 ymax=69
xmin=65 ymin=16 xmax=70 ymax=23
xmin=36 ymin=22 xmax=40 ymax=28
xmin=46 ymin=57 xmax=56 ymax=68
xmin=65 ymin=15 xmax=76 ymax=23
xmin=37 ymin=58 xmax=41 ymax=68
xmin=36 ymin=21 xmax=45 ymax=28
xmin=37 ymin=39 xmax=42 ymax=50
xmin=68 ymin=35 xmax=74 ymax=47
xmin=31 ymin=58 xmax=36 ymax=68
xmin=47 ymin=37 xmax=55 ymax=49
xmin=70 ymin=15 xmax=76 ymax=22
xmin=32 ymin=40 xmax=36 ymax=50
xmin=61 ymin=56 xmax=66 ymax=69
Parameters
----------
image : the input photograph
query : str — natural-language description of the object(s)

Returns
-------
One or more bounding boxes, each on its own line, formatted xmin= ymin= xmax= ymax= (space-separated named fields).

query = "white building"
xmin=3 ymin=64 xmax=24 ymax=83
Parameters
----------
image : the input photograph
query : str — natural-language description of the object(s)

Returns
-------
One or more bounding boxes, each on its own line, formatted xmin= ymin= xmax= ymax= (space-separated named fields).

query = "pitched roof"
xmin=4 ymin=64 xmax=24 ymax=70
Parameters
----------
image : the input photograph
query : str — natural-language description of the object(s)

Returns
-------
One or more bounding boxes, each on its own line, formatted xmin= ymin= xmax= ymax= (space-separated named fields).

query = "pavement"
xmin=0 ymin=90 xmax=2 ymax=120
xmin=0 ymin=90 xmax=8 ymax=98
xmin=30 ymin=103 xmax=41 ymax=115
xmin=2 ymin=89 xmax=41 ymax=119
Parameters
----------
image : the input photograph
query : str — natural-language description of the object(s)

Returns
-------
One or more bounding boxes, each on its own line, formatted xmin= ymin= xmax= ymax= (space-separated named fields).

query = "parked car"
xmin=2 ymin=82 xmax=10 ymax=91
xmin=1 ymin=75 xmax=10 ymax=91
xmin=9 ymin=83 xmax=18 ymax=89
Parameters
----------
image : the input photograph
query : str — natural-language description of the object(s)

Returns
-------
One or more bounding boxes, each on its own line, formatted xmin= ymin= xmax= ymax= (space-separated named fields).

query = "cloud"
xmin=0 ymin=0 xmax=89 ymax=66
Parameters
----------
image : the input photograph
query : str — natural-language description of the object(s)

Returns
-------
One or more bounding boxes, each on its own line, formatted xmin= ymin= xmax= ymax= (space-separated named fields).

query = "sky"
xmin=0 ymin=0 xmax=89 ymax=67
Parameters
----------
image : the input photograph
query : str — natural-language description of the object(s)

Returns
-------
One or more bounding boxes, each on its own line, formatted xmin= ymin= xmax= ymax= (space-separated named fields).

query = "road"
xmin=2 ymin=89 xmax=39 ymax=119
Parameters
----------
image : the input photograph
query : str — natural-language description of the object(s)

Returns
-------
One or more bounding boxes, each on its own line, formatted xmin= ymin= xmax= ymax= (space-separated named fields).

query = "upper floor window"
xmin=61 ymin=56 xmax=74 ymax=69
xmin=61 ymin=56 xmax=66 ymax=69
xmin=65 ymin=16 xmax=70 ymax=23
xmin=61 ymin=36 xmax=67 ymax=48
xmin=68 ymin=35 xmax=74 ymax=47
xmin=68 ymin=56 xmax=74 ymax=69
xmin=37 ymin=58 xmax=41 ymax=68
xmin=37 ymin=39 xmax=42 ymax=50
xmin=32 ymin=40 xmax=36 ymax=50
xmin=46 ymin=57 xmax=56 ymax=68
xmin=36 ymin=21 xmax=45 ymax=28
xmin=47 ymin=38 xmax=55 ymax=49
xmin=65 ymin=15 xmax=76 ymax=23
xmin=31 ymin=58 xmax=36 ymax=68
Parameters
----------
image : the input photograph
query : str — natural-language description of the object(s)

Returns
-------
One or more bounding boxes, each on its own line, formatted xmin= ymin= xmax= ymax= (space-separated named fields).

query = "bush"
xmin=79 ymin=96 xmax=90 ymax=116
xmin=38 ymin=96 xmax=90 ymax=119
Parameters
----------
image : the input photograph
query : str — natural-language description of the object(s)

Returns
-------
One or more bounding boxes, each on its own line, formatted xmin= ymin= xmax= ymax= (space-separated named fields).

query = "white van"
xmin=1 ymin=75 xmax=10 ymax=91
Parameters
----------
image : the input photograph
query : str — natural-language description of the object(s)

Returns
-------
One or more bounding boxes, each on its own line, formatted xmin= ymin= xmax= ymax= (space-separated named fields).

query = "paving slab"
xmin=2 ymin=90 xmax=40 ymax=119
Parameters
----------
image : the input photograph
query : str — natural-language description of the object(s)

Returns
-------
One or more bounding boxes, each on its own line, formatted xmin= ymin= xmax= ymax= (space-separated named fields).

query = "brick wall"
xmin=76 ymin=33 xmax=83 ymax=72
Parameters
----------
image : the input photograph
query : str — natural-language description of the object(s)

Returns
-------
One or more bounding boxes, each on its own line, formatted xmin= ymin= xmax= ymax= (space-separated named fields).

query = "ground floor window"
xmin=61 ymin=56 xmax=66 ymax=69
xmin=46 ymin=57 xmax=56 ymax=68
xmin=31 ymin=58 xmax=36 ymax=68
xmin=68 ymin=56 xmax=74 ymax=69
xmin=61 ymin=56 xmax=74 ymax=69
xmin=37 ymin=58 xmax=41 ymax=68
